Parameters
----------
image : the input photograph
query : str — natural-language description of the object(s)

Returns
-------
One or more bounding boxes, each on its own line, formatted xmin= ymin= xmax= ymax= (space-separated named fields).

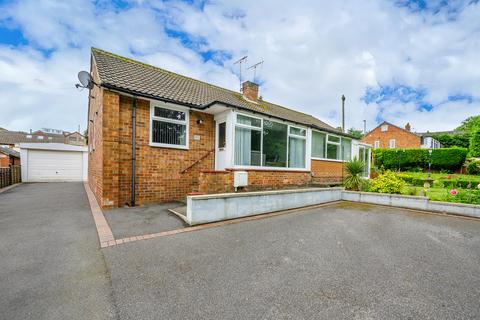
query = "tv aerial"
xmin=233 ymin=56 xmax=248 ymax=91
xmin=247 ymin=59 xmax=264 ymax=83
xmin=75 ymin=71 xmax=96 ymax=90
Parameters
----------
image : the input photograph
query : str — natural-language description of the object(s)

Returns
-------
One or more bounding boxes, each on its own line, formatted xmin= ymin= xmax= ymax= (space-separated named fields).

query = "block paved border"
xmin=83 ymin=186 xmax=480 ymax=249
xmin=83 ymin=182 xmax=115 ymax=247
xmin=103 ymin=201 xmax=343 ymax=248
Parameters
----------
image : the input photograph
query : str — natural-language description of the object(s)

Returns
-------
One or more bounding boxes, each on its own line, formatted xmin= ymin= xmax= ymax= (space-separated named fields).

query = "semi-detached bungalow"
xmin=87 ymin=48 xmax=371 ymax=209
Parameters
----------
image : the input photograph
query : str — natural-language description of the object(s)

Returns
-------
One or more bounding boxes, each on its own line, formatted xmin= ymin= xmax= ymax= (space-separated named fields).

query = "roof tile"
xmin=92 ymin=48 xmax=345 ymax=135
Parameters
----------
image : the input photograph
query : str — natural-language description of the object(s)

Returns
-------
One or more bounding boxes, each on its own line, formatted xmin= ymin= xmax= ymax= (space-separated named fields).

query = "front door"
xmin=215 ymin=119 xmax=227 ymax=170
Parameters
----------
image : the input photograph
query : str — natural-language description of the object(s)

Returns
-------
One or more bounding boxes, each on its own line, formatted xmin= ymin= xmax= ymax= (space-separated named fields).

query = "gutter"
xmin=101 ymin=83 xmax=357 ymax=140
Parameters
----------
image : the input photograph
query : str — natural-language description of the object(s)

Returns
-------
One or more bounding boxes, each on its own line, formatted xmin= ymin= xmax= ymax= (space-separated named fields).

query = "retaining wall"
xmin=187 ymin=188 xmax=342 ymax=225
xmin=186 ymin=189 xmax=480 ymax=225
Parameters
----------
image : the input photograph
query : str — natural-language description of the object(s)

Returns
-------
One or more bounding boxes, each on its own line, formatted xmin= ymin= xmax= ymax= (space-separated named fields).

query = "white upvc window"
xmin=389 ymin=139 xmax=396 ymax=149
xmin=381 ymin=124 xmax=388 ymax=132
xmin=233 ymin=113 xmax=307 ymax=169
xmin=311 ymin=130 xmax=351 ymax=161
xmin=150 ymin=103 xmax=189 ymax=149
xmin=374 ymin=140 xmax=380 ymax=148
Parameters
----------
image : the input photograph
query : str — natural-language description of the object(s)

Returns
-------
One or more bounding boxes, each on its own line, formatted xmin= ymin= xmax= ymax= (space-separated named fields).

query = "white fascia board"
xmin=19 ymin=143 xmax=88 ymax=152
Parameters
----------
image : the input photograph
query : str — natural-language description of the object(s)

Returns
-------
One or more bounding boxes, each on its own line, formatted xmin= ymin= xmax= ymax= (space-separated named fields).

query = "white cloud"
xmin=0 ymin=0 xmax=479 ymax=133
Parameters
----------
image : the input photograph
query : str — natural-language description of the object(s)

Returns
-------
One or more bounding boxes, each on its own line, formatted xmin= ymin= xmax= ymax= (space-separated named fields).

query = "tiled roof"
xmin=92 ymin=48 xmax=347 ymax=136
xmin=0 ymin=146 xmax=20 ymax=158
xmin=417 ymin=130 xmax=462 ymax=137
xmin=0 ymin=130 xmax=65 ymax=145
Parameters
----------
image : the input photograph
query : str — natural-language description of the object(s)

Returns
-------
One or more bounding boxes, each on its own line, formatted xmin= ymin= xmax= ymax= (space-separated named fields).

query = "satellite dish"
xmin=77 ymin=71 xmax=94 ymax=89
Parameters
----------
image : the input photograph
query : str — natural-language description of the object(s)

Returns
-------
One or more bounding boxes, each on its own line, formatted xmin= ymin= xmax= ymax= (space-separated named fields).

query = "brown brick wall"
xmin=87 ymin=59 xmax=104 ymax=205
xmin=0 ymin=154 xmax=8 ymax=167
xmin=198 ymin=169 xmax=312 ymax=194
xmin=311 ymin=160 xmax=344 ymax=184
xmin=93 ymin=91 xmax=215 ymax=208
xmin=362 ymin=123 xmax=420 ymax=149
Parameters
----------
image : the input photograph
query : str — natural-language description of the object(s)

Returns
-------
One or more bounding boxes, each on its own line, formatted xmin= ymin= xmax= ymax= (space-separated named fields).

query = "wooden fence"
xmin=0 ymin=165 xmax=21 ymax=189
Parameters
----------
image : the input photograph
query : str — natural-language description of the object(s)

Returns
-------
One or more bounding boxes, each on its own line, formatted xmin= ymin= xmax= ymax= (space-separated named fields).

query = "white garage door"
xmin=27 ymin=150 xmax=84 ymax=182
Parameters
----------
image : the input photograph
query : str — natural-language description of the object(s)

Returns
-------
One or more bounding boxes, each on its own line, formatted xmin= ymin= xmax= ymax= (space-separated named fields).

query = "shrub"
xmin=343 ymin=158 xmax=367 ymax=191
xmin=373 ymin=148 xmax=467 ymax=171
xmin=469 ymin=124 xmax=480 ymax=157
xmin=467 ymin=161 xmax=480 ymax=175
xmin=431 ymin=147 xmax=468 ymax=171
xmin=432 ymin=133 xmax=470 ymax=148
xmin=369 ymin=170 xmax=405 ymax=194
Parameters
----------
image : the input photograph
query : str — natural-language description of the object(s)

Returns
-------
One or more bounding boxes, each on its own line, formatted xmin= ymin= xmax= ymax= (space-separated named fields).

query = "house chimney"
xmin=405 ymin=123 xmax=411 ymax=132
xmin=242 ymin=81 xmax=259 ymax=101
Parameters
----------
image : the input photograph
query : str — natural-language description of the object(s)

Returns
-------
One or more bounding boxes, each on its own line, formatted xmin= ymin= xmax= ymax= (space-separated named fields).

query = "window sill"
xmin=149 ymin=142 xmax=189 ymax=150
xmin=228 ymin=166 xmax=310 ymax=172
xmin=311 ymin=157 xmax=346 ymax=163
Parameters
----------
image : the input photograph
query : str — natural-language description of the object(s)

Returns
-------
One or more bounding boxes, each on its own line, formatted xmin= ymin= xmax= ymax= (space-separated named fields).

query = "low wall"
xmin=342 ymin=191 xmax=480 ymax=218
xmin=187 ymin=187 xmax=342 ymax=225
xmin=186 ymin=189 xmax=480 ymax=225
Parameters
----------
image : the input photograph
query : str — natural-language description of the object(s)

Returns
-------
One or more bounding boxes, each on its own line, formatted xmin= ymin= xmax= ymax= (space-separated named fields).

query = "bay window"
xmin=234 ymin=113 xmax=307 ymax=169
xmin=150 ymin=105 xmax=188 ymax=148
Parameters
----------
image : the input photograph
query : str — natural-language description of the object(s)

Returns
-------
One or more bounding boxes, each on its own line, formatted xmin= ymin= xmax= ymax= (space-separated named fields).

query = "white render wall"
xmin=186 ymin=189 xmax=480 ymax=225
xmin=187 ymin=188 xmax=343 ymax=225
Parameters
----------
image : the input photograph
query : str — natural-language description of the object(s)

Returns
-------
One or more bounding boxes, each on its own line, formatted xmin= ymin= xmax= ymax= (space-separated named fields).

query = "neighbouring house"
xmin=362 ymin=121 xmax=428 ymax=149
xmin=0 ymin=129 xmax=86 ymax=148
xmin=87 ymin=48 xmax=372 ymax=209
xmin=64 ymin=131 xmax=87 ymax=146
xmin=0 ymin=146 xmax=20 ymax=167
xmin=417 ymin=130 xmax=458 ymax=149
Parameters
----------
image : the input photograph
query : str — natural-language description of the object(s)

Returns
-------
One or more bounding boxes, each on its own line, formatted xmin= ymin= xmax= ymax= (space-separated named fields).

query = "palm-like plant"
xmin=344 ymin=158 xmax=367 ymax=191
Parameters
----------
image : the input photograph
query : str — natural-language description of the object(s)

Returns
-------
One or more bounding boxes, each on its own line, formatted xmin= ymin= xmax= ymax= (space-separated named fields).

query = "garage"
xmin=19 ymin=143 xmax=88 ymax=182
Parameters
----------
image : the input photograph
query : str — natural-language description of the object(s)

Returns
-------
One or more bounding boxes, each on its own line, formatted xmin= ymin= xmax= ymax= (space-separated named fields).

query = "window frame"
xmin=389 ymin=138 xmax=396 ymax=149
xmin=311 ymin=130 xmax=350 ymax=162
xmin=149 ymin=102 xmax=189 ymax=150
xmin=233 ymin=112 xmax=308 ymax=170
xmin=374 ymin=140 xmax=380 ymax=148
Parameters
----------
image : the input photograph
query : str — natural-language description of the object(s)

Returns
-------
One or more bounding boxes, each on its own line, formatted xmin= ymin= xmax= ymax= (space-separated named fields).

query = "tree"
xmin=456 ymin=115 xmax=480 ymax=132
xmin=432 ymin=133 xmax=470 ymax=148
xmin=469 ymin=123 xmax=480 ymax=157
xmin=347 ymin=128 xmax=363 ymax=139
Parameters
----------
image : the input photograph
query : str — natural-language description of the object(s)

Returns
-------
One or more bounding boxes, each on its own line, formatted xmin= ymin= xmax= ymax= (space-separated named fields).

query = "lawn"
xmin=398 ymin=172 xmax=480 ymax=204
xmin=400 ymin=172 xmax=480 ymax=182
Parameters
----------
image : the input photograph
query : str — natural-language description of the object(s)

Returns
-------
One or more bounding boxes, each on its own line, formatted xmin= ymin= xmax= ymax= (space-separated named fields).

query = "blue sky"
xmin=0 ymin=0 xmax=479 ymax=132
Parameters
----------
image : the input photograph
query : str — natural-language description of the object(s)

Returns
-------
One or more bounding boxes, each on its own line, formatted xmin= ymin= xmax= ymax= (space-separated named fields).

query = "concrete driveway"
xmin=1 ymin=184 xmax=480 ymax=319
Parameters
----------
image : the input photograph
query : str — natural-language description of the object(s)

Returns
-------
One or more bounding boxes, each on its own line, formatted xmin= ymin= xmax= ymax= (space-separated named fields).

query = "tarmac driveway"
xmin=1 ymin=184 xmax=480 ymax=320
xmin=103 ymin=202 xmax=480 ymax=320
xmin=0 ymin=183 xmax=116 ymax=320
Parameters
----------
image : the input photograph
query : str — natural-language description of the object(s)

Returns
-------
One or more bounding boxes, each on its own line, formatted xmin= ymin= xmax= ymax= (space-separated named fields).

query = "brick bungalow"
xmin=87 ymin=48 xmax=371 ymax=209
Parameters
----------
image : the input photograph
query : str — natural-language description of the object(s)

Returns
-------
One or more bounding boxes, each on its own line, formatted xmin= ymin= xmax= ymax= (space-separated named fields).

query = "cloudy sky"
xmin=0 ymin=0 xmax=479 ymax=133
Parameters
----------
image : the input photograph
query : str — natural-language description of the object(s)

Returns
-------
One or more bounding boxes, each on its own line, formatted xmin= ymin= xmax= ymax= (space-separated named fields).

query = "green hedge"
xmin=373 ymin=147 xmax=467 ymax=171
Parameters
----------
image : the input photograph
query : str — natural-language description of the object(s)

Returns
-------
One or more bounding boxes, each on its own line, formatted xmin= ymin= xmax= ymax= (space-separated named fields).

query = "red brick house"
xmin=362 ymin=121 xmax=422 ymax=149
xmin=87 ymin=48 xmax=371 ymax=209
xmin=0 ymin=147 xmax=20 ymax=167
